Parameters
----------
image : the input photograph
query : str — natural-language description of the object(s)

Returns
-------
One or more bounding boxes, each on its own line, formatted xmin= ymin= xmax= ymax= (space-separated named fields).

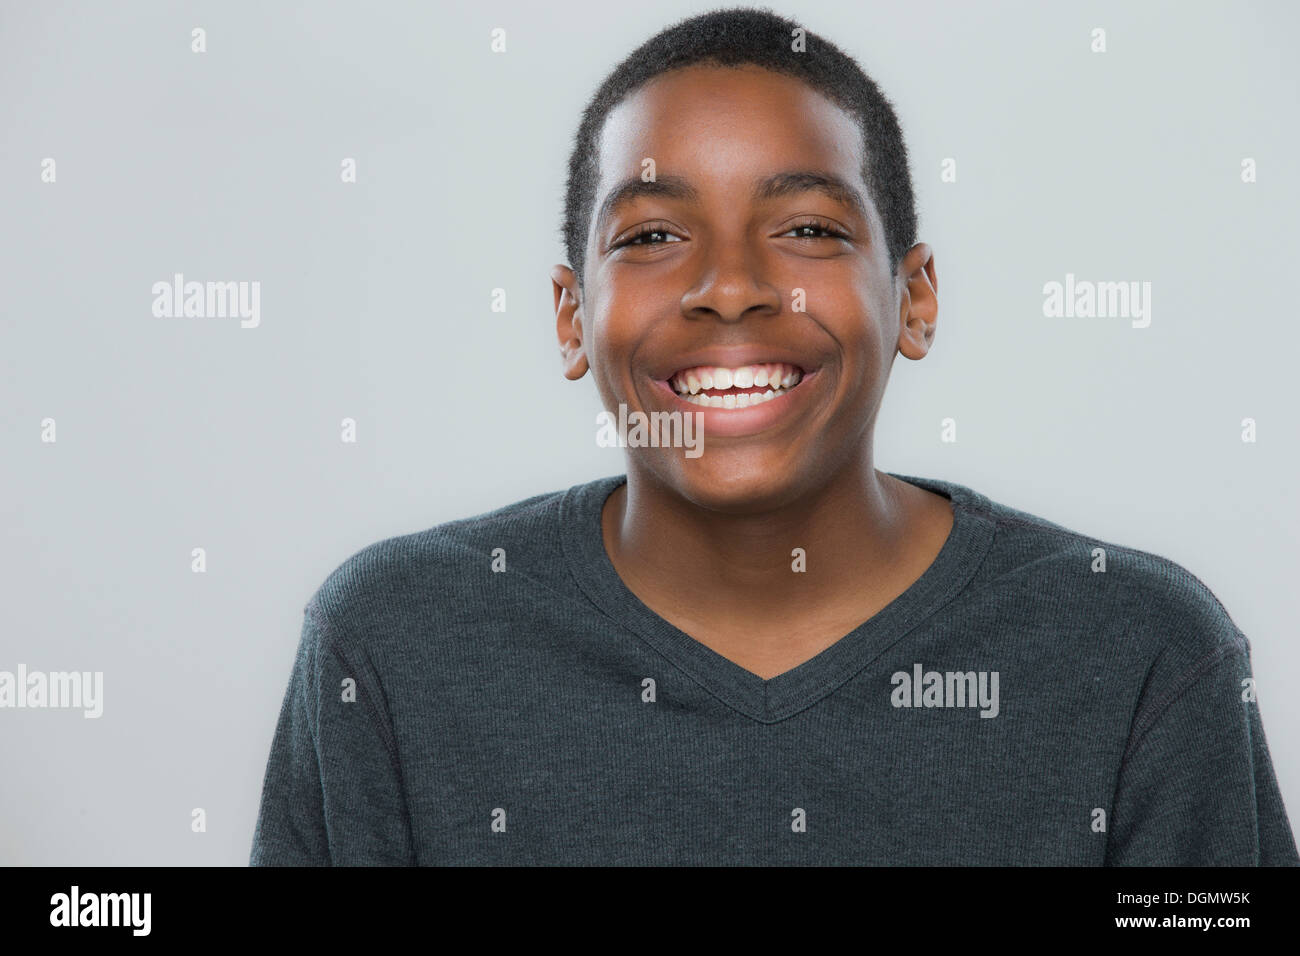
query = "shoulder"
xmin=900 ymin=472 xmax=1249 ymax=670
xmin=302 ymin=478 xmax=613 ymax=654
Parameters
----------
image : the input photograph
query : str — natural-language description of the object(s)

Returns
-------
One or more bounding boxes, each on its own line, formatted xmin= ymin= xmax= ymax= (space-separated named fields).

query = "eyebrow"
xmin=593 ymin=170 xmax=871 ymax=236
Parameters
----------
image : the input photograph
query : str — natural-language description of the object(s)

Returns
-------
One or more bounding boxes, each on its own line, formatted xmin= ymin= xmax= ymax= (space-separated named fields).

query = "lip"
xmin=652 ymin=346 xmax=815 ymax=382
xmin=648 ymin=367 xmax=822 ymax=439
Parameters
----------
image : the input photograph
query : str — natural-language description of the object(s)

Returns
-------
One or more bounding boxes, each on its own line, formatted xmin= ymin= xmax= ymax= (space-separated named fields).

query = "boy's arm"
xmin=250 ymin=602 xmax=416 ymax=865
xmin=1106 ymin=635 xmax=1299 ymax=866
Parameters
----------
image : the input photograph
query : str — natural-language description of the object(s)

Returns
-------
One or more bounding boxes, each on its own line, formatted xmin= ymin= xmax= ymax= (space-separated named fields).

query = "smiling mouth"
xmin=666 ymin=362 xmax=805 ymax=409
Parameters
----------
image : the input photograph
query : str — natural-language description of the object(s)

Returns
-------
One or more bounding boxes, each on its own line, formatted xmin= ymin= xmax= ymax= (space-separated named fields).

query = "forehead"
xmin=594 ymin=64 xmax=866 ymax=204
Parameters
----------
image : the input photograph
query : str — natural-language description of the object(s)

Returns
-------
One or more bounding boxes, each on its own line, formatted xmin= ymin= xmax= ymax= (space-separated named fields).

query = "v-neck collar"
xmin=559 ymin=472 xmax=998 ymax=724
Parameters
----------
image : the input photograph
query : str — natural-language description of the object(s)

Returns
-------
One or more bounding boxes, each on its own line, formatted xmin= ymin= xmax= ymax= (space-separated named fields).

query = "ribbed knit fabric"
xmin=249 ymin=472 xmax=1299 ymax=865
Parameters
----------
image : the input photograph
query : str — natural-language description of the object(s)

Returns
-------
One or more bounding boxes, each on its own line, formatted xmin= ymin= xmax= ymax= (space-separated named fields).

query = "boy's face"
xmin=554 ymin=64 xmax=937 ymax=513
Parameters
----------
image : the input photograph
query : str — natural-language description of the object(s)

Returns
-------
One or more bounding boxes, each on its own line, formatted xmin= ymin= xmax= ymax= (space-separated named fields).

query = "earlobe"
xmin=552 ymin=264 xmax=589 ymax=380
xmin=558 ymin=336 xmax=590 ymax=381
xmin=896 ymin=243 xmax=938 ymax=360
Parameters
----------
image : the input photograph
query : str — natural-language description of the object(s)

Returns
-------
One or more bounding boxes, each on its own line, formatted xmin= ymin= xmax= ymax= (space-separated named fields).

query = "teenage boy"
xmin=251 ymin=7 xmax=1298 ymax=865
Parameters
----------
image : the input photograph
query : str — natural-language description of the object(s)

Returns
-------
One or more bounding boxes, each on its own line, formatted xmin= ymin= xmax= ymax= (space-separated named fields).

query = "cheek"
xmin=589 ymin=285 xmax=663 ymax=367
xmin=822 ymin=286 xmax=886 ymax=356
xmin=817 ymin=293 xmax=894 ymax=407
xmin=584 ymin=302 xmax=641 ymax=403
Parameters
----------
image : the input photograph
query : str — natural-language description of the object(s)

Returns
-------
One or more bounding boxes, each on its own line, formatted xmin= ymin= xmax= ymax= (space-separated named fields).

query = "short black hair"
xmin=560 ymin=5 xmax=918 ymax=293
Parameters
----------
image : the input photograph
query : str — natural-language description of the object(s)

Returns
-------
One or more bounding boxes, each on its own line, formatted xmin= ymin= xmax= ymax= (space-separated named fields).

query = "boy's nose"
xmin=679 ymin=250 xmax=783 ymax=324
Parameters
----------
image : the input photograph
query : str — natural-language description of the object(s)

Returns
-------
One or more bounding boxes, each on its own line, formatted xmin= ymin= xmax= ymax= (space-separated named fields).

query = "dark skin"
xmin=552 ymin=64 xmax=951 ymax=680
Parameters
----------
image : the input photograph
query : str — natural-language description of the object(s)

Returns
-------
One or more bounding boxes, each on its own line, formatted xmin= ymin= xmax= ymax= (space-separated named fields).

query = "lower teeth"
xmin=677 ymin=387 xmax=791 ymax=409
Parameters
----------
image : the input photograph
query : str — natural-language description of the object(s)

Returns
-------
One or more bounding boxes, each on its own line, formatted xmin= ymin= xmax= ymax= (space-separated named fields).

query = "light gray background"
xmin=2 ymin=0 xmax=1296 ymax=864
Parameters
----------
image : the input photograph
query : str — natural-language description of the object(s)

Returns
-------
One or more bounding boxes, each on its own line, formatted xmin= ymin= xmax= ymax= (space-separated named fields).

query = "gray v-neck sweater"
xmin=249 ymin=473 xmax=1299 ymax=865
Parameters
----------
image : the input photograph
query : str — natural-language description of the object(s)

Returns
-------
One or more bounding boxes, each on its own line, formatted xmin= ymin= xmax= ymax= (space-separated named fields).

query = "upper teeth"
xmin=670 ymin=363 xmax=803 ymax=396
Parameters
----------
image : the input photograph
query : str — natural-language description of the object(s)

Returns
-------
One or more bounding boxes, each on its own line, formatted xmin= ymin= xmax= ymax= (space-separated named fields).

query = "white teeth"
xmin=669 ymin=361 xmax=808 ymax=406
xmin=678 ymin=385 xmax=794 ymax=408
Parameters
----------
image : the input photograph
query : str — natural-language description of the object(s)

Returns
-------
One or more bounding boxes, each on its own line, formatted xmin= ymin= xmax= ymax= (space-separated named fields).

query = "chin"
xmin=649 ymin=452 xmax=813 ymax=516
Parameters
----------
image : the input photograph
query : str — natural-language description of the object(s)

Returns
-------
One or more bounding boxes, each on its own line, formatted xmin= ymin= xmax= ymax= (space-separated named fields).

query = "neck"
xmin=603 ymin=453 xmax=921 ymax=622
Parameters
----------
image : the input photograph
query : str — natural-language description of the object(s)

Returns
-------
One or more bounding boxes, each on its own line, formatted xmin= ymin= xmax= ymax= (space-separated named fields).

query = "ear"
xmin=552 ymin=264 xmax=589 ymax=380
xmin=896 ymin=243 xmax=938 ymax=360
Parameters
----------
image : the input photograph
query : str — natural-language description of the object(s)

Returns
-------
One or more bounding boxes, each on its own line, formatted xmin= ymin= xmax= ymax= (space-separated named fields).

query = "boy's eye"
xmin=781 ymin=220 xmax=850 ymax=240
xmin=613 ymin=223 xmax=683 ymax=248
xmin=612 ymin=218 xmax=850 ymax=249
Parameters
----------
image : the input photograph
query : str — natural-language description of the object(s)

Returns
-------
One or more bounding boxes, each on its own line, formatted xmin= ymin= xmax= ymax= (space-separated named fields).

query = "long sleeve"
xmin=1105 ymin=637 xmax=1299 ymax=866
xmin=250 ymin=602 xmax=416 ymax=865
